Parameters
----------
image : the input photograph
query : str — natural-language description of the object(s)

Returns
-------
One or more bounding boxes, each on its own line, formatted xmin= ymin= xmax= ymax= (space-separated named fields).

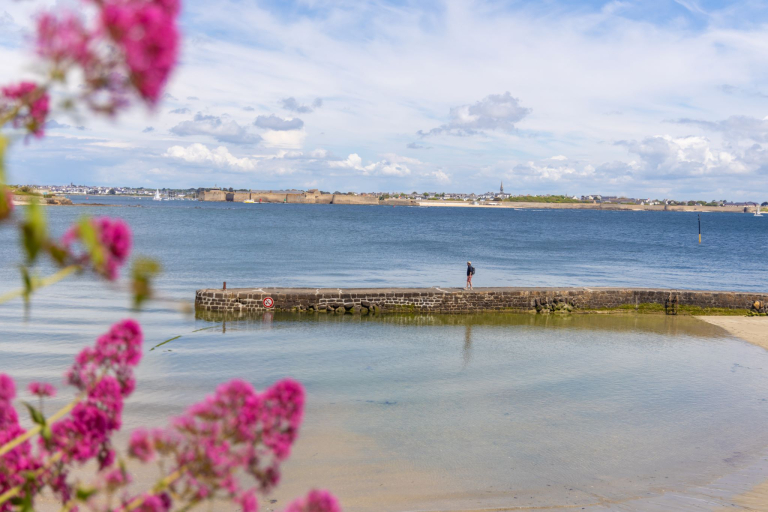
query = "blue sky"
xmin=2 ymin=0 xmax=768 ymax=198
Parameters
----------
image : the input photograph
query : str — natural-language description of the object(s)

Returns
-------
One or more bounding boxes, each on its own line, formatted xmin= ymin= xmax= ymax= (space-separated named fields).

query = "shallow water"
xmin=2 ymin=201 xmax=768 ymax=510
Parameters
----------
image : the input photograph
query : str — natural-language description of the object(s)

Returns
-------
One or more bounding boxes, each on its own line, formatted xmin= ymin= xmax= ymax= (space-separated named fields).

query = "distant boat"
xmin=243 ymin=199 xmax=255 ymax=204
xmin=756 ymin=204 xmax=763 ymax=217
xmin=153 ymin=189 xmax=162 ymax=201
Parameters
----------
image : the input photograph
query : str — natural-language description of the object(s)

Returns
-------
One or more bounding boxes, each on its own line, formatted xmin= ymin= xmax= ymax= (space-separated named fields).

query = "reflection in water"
xmin=462 ymin=323 xmax=472 ymax=369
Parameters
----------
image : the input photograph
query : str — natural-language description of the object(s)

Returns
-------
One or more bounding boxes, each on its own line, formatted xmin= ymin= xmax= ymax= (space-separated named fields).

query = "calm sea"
xmin=2 ymin=198 xmax=768 ymax=511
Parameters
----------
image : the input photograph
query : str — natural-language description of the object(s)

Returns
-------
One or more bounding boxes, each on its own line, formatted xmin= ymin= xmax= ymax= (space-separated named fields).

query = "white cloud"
xmin=89 ymin=141 xmax=134 ymax=148
xmin=170 ymin=113 xmax=262 ymax=145
xmin=418 ymin=92 xmax=531 ymax=137
xmin=329 ymin=153 xmax=415 ymax=177
xmin=429 ymin=170 xmax=451 ymax=183
xmin=164 ymin=143 xmax=257 ymax=171
xmin=620 ymin=135 xmax=750 ymax=177
xmin=260 ymin=129 xmax=306 ymax=149
xmin=551 ymin=155 xmax=568 ymax=161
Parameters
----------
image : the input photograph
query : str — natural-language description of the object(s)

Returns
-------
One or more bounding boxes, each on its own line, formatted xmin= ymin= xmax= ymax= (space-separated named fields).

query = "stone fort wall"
xmin=195 ymin=287 xmax=768 ymax=316
xmin=198 ymin=189 xmax=389 ymax=205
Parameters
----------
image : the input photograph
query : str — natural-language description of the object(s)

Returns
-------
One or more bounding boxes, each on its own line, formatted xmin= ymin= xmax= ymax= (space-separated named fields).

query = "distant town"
xmin=14 ymin=182 xmax=768 ymax=208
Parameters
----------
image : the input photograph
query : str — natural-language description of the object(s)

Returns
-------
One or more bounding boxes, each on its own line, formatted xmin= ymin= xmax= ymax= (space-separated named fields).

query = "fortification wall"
xmin=200 ymin=190 xmax=227 ymax=201
xmin=195 ymin=287 xmax=768 ymax=316
xmin=382 ymin=199 xmax=420 ymax=206
xmin=331 ymin=195 xmax=380 ymax=205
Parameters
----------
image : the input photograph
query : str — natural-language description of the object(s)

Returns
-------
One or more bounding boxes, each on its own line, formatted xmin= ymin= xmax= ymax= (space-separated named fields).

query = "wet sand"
xmin=697 ymin=316 xmax=768 ymax=510
xmin=696 ymin=316 xmax=768 ymax=351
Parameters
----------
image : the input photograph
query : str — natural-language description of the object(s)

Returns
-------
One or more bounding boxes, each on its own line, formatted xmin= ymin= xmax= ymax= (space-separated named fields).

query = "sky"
xmin=2 ymin=0 xmax=768 ymax=198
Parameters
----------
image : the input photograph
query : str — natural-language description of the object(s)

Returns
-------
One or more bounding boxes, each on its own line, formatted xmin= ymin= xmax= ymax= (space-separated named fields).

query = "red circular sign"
xmin=263 ymin=297 xmax=274 ymax=308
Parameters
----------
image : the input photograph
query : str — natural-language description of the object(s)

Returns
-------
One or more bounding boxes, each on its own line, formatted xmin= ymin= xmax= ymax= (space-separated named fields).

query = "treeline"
xmin=504 ymin=195 xmax=586 ymax=203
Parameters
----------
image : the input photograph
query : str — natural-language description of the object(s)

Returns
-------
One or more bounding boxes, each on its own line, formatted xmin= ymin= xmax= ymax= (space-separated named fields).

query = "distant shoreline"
xmin=417 ymin=200 xmax=758 ymax=213
xmin=12 ymin=196 xmax=760 ymax=213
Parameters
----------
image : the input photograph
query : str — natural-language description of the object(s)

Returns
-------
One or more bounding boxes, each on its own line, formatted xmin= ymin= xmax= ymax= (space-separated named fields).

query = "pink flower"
xmin=96 ymin=217 xmax=132 ymax=264
xmin=29 ymin=381 xmax=57 ymax=398
xmin=67 ymin=319 xmax=142 ymax=394
xmin=104 ymin=467 xmax=131 ymax=491
xmin=128 ymin=429 xmax=155 ymax=462
xmin=284 ymin=490 xmax=341 ymax=512
xmin=237 ymin=490 xmax=258 ymax=512
xmin=131 ymin=492 xmax=172 ymax=512
xmin=0 ymin=373 xmax=15 ymax=402
xmin=0 ymin=374 xmax=43 ymax=511
xmin=101 ymin=0 xmax=179 ymax=104
xmin=0 ymin=187 xmax=13 ymax=221
xmin=61 ymin=217 xmax=132 ymax=280
xmin=1 ymin=82 xmax=50 ymax=138
xmin=35 ymin=12 xmax=93 ymax=68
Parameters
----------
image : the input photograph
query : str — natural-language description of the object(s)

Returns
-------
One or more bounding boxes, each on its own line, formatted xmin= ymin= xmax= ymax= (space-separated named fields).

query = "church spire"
xmin=500 ymin=181 xmax=504 ymax=194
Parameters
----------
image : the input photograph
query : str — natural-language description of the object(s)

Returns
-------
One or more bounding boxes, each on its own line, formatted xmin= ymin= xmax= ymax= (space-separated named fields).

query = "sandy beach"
xmin=696 ymin=316 xmax=768 ymax=351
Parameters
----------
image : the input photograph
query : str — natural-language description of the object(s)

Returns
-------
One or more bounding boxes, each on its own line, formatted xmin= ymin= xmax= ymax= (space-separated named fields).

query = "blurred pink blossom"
xmin=62 ymin=217 xmax=132 ymax=280
xmin=29 ymin=381 xmax=57 ymax=398
xmin=101 ymin=0 xmax=179 ymax=104
xmin=0 ymin=374 xmax=43 ymax=512
xmin=36 ymin=12 xmax=93 ymax=68
xmin=284 ymin=490 xmax=342 ymax=512
xmin=1 ymin=82 xmax=50 ymax=138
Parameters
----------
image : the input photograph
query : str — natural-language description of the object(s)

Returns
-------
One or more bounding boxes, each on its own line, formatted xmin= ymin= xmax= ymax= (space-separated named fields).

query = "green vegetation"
xmin=10 ymin=185 xmax=42 ymax=196
xmin=594 ymin=303 xmax=750 ymax=316
xmin=504 ymin=195 xmax=587 ymax=203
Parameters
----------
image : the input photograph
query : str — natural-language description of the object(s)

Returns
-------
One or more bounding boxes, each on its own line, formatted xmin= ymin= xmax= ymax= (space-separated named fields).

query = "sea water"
xmin=1 ymin=199 xmax=768 ymax=510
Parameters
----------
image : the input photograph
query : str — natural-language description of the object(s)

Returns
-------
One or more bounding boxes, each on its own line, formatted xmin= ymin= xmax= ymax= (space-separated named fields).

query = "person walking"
xmin=466 ymin=261 xmax=475 ymax=290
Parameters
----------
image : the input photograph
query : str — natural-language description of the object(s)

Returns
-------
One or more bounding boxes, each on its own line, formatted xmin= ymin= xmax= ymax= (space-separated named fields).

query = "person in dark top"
xmin=466 ymin=261 xmax=475 ymax=290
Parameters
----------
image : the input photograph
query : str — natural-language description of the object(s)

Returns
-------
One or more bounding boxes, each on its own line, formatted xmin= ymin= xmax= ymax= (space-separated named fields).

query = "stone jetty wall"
xmin=194 ymin=287 xmax=768 ymax=316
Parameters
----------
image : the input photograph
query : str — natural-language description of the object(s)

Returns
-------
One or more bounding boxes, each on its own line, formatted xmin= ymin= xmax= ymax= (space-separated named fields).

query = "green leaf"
xmin=150 ymin=335 xmax=181 ymax=351
xmin=75 ymin=486 xmax=98 ymax=502
xmin=22 ymin=401 xmax=45 ymax=426
xmin=47 ymin=243 xmax=68 ymax=266
xmin=131 ymin=257 xmax=162 ymax=309
xmin=20 ymin=200 xmax=47 ymax=263
xmin=0 ymin=134 xmax=7 ymax=183
xmin=20 ymin=266 xmax=33 ymax=301
xmin=77 ymin=216 xmax=105 ymax=269
xmin=41 ymin=424 xmax=52 ymax=443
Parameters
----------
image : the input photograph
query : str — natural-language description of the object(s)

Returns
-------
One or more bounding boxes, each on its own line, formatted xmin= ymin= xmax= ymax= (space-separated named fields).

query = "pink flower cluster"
xmin=285 ymin=490 xmax=342 ymax=512
xmin=125 ymin=378 xmax=306 ymax=511
xmin=29 ymin=382 xmax=57 ymax=398
xmin=36 ymin=12 xmax=93 ymax=69
xmin=101 ymin=0 xmax=180 ymax=104
xmin=62 ymin=217 xmax=132 ymax=280
xmin=0 ymin=375 xmax=42 ymax=512
xmin=46 ymin=320 xmax=142 ymax=505
xmin=32 ymin=0 xmax=179 ymax=113
xmin=1 ymin=82 xmax=50 ymax=138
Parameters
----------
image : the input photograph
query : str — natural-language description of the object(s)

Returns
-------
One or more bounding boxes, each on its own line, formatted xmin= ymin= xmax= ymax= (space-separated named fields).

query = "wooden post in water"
xmin=223 ymin=281 xmax=227 ymax=290
xmin=698 ymin=214 xmax=701 ymax=244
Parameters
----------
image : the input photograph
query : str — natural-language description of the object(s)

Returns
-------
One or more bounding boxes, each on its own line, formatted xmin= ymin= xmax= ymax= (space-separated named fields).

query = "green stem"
xmin=0 ymin=398 xmax=78 ymax=458
xmin=122 ymin=467 xmax=185 ymax=511
xmin=0 ymin=264 xmax=80 ymax=305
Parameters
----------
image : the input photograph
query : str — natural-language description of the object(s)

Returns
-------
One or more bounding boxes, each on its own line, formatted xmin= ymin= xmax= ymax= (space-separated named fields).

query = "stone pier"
xmin=194 ymin=287 xmax=768 ymax=316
